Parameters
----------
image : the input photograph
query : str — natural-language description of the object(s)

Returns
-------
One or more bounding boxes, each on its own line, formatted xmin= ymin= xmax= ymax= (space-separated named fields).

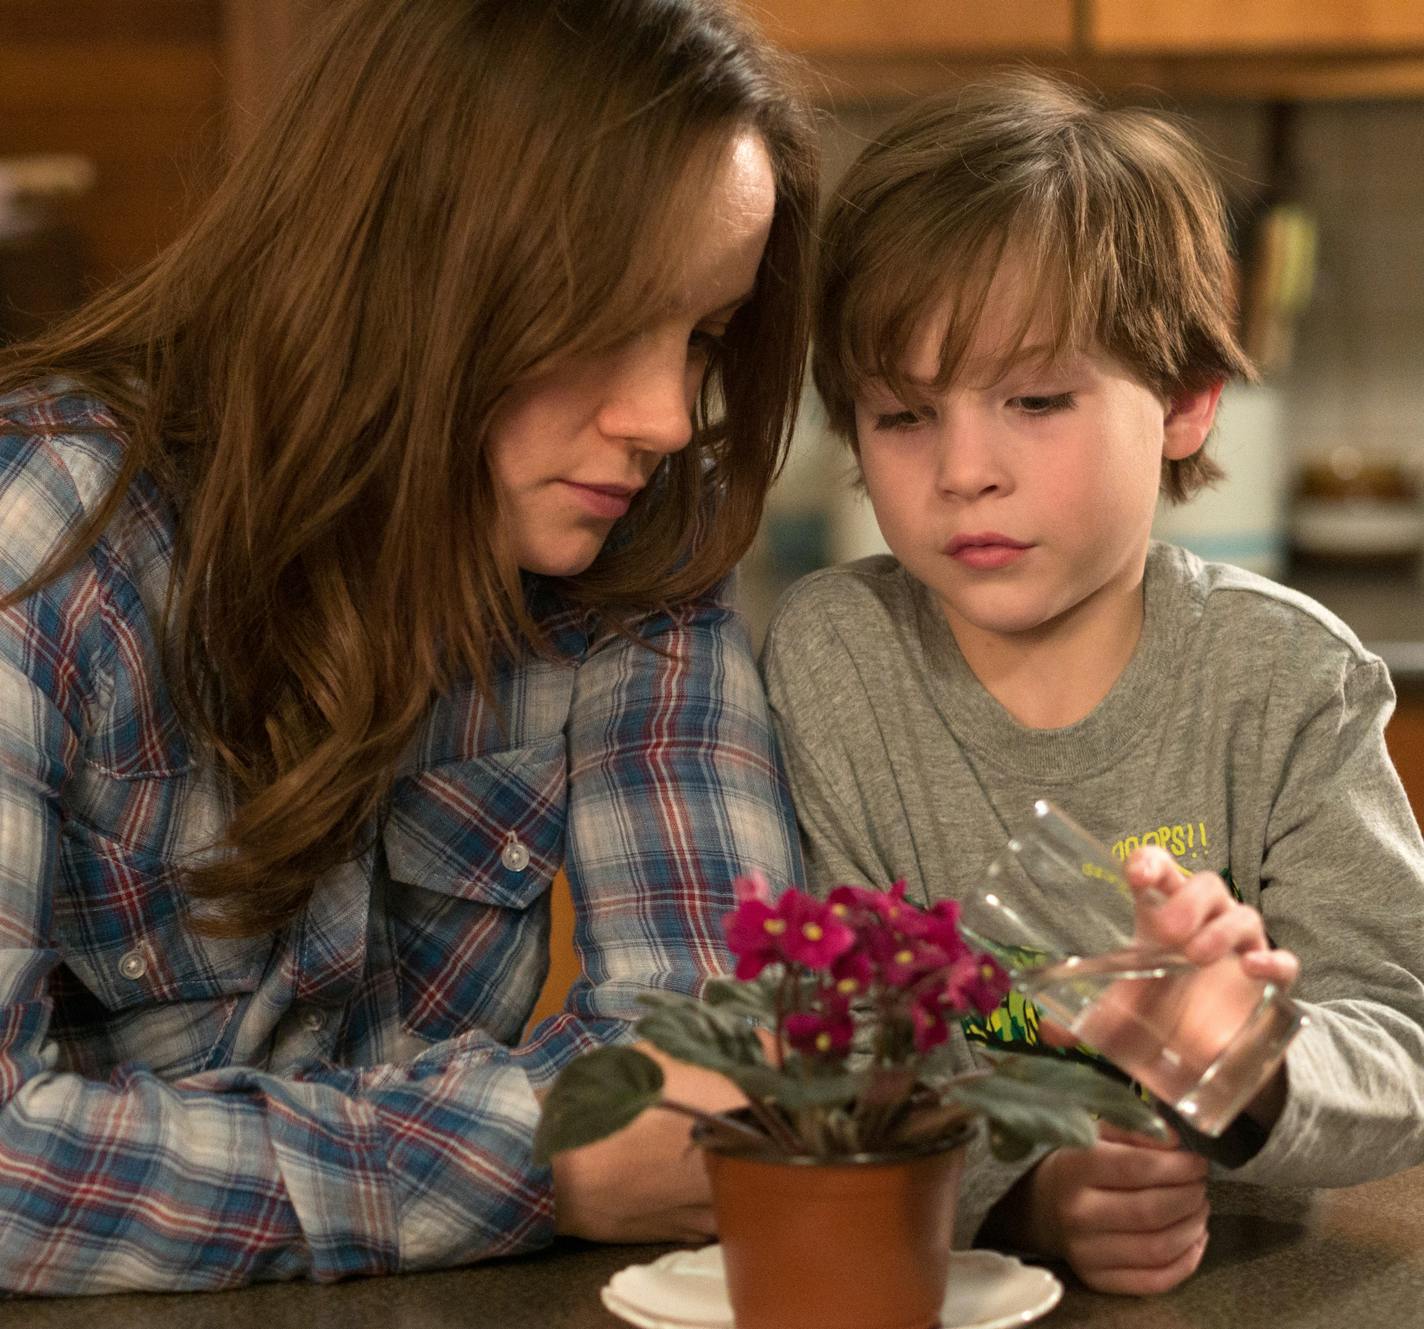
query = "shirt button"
xmin=500 ymin=832 xmax=530 ymax=873
xmin=118 ymin=950 xmax=147 ymax=981
xmin=301 ymin=1008 xmax=327 ymax=1033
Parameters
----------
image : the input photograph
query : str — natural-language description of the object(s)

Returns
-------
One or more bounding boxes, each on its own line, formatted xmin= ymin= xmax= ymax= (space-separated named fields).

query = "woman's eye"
xmin=1011 ymin=392 xmax=1076 ymax=415
xmin=689 ymin=327 xmax=729 ymax=358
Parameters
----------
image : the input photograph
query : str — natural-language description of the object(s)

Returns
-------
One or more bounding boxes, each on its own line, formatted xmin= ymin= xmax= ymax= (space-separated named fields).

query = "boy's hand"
xmin=990 ymin=1122 xmax=1210 ymax=1296
xmin=1124 ymin=845 xmax=1299 ymax=991
xmin=1122 ymin=845 xmax=1296 ymax=1126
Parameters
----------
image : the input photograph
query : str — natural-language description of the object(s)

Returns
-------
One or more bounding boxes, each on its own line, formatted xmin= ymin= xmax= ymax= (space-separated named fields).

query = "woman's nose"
xmin=596 ymin=336 xmax=696 ymax=455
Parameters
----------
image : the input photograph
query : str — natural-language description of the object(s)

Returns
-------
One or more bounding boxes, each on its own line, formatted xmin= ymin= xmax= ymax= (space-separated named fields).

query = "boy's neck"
xmin=941 ymin=575 xmax=1147 ymax=730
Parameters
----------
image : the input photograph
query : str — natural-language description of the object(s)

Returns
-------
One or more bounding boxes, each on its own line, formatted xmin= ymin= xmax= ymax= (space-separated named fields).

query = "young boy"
xmin=761 ymin=72 xmax=1424 ymax=1296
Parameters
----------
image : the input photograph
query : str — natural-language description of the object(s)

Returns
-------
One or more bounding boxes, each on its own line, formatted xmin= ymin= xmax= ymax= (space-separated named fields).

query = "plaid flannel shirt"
xmin=0 ymin=386 xmax=801 ymax=1294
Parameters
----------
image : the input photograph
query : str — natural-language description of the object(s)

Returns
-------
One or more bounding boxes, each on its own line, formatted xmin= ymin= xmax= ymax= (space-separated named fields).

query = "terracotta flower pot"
xmin=699 ymin=1129 xmax=968 ymax=1329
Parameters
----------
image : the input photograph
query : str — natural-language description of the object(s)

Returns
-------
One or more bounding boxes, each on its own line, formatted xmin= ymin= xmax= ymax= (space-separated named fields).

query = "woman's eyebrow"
xmin=654 ymin=286 xmax=757 ymax=323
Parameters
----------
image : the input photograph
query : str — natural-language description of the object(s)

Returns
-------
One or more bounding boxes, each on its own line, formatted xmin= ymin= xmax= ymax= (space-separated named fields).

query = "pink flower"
xmin=830 ymin=948 xmax=873 ymax=998
xmin=929 ymin=952 xmax=1012 ymax=1018
xmin=732 ymin=869 xmax=773 ymax=905
xmin=786 ymin=992 xmax=854 ymax=1057
xmin=724 ymin=890 xmax=855 ymax=978
xmin=724 ymin=899 xmax=787 ymax=980
xmin=911 ymin=992 xmax=952 ymax=1052
xmin=920 ymin=900 xmax=971 ymax=964
xmin=866 ymin=930 xmax=946 ymax=988
xmin=963 ymin=953 xmax=1012 ymax=1015
xmin=777 ymin=892 xmax=856 ymax=970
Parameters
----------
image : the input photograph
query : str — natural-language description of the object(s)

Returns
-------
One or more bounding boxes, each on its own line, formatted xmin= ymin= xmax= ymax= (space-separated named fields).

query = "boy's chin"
xmin=935 ymin=591 xmax=1063 ymax=641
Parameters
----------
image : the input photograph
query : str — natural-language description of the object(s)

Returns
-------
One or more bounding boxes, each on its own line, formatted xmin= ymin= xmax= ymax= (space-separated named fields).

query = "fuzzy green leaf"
xmin=635 ymin=1000 xmax=764 ymax=1075
xmin=533 ymin=1046 xmax=664 ymax=1165
xmin=988 ymin=1054 xmax=1168 ymax=1140
xmin=946 ymin=1074 xmax=1099 ymax=1155
xmin=987 ymin=1123 xmax=1038 ymax=1162
xmin=701 ymin=977 xmax=776 ymax=1021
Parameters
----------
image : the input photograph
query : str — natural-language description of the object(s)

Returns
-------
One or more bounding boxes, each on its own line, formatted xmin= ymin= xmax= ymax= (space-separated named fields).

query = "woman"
xmin=0 ymin=0 xmax=815 ymax=1293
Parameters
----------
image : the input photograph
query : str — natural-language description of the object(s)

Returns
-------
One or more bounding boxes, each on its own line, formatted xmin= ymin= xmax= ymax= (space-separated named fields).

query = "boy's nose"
xmin=933 ymin=417 xmax=1007 ymax=499
xmin=595 ymin=336 xmax=695 ymax=456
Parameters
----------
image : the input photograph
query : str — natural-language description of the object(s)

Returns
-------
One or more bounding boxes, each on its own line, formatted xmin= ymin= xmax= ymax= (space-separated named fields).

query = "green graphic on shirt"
xmin=960 ymin=938 xmax=1075 ymax=1059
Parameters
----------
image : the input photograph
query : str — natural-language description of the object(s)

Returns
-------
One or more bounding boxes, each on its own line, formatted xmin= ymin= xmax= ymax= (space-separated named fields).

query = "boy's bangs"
xmin=840 ymin=211 xmax=1101 ymax=410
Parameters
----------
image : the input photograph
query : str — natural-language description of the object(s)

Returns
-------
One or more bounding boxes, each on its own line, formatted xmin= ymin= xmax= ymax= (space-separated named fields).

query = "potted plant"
xmin=536 ymin=875 xmax=1162 ymax=1329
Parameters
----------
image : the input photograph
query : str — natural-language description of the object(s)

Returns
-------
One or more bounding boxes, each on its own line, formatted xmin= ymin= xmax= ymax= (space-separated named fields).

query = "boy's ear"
xmin=1162 ymin=381 xmax=1224 ymax=461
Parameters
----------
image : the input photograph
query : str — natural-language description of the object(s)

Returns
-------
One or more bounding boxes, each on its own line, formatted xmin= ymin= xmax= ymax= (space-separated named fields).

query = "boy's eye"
xmin=872 ymin=409 xmax=928 ymax=432
xmin=1010 ymin=392 xmax=1076 ymax=415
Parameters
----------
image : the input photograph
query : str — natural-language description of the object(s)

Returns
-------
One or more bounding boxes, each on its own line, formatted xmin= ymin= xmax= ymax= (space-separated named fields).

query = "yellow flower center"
xmin=981 ymin=963 xmax=996 ymax=979
xmin=815 ymin=1032 xmax=832 ymax=1052
xmin=763 ymin=918 xmax=787 ymax=936
xmin=802 ymin=922 xmax=824 ymax=942
xmin=836 ymin=977 xmax=859 ymax=995
xmin=830 ymin=903 xmax=849 ymax=917
xmin=895 ymin=949 xmax=914 ymax=965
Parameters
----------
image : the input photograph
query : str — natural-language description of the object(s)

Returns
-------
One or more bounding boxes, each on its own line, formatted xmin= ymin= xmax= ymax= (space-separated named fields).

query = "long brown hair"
xmin=814 ymin=71 xmax=1252 ymax=504
xmin=0 ymin=0 xmax=817 ymax=935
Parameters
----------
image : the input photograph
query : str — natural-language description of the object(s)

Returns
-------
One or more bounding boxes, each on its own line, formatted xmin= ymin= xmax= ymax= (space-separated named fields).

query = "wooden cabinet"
xmin=1088 ymin=0 xmax=1424 ymax=55
xmin=747 ymin=0 xmax=1073 ymax=56
xmin=222 ymin=0 xmax=317 ymax=149
xmin=740 ymin=0 xmax=1424 ymax=103
xmin=1386 ymin=694 xmax=1424 ymax=829
xmin=0 ymin=0 xmax=224 ymax=278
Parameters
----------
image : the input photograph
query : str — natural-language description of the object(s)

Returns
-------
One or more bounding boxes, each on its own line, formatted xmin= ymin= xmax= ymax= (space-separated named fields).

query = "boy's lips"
xmin=944 ymin=532 xmax=1032 ymax=570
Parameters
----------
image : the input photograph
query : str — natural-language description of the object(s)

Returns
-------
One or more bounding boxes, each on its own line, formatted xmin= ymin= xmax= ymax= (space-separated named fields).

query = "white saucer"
xmin=600 ymin=1245 xmax=1063 ymax=1329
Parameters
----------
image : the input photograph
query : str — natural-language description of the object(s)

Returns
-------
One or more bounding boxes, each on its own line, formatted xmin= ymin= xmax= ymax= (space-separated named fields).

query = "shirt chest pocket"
xmin=382 ymin=736 xmax=568 ymax=908
xmin=381 ymin=737 xmax=568 ymax=1044
xmin=54 ymin=826 xmax=267 ymax=1014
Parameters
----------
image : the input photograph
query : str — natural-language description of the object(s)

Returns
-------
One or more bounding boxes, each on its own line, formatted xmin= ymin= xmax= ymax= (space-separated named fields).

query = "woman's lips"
xmin=561 ymin=481 xmax=637 ymax=520
xmin=945 ymin=534 xmax=1031 ymax=570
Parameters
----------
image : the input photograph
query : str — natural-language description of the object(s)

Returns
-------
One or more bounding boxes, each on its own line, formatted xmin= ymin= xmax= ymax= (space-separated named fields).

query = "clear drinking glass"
xmin=961 ymin=800 xmax=1306 ymax=1137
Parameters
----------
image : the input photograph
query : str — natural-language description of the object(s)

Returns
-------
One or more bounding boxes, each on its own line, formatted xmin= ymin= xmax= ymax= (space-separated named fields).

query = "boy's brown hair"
xmin=814 ymin=70 xmax=1254 ymax=504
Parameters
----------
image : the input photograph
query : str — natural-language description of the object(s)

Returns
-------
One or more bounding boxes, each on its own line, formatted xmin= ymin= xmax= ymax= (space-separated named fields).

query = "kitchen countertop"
xmin=2 ymin=1165 xmax=1421 ymax=1329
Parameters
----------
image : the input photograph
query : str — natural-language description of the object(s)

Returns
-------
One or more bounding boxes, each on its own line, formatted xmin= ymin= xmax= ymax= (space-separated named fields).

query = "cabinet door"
xmin=222 ymin=0 xmax=316 ymax=146
xmin=1088 ymin=0 xmax=1424 ymax=54
xmin=1386 ymin=697 xmax=1424 ymax=830
xmin=0 ymin=0 xmax=223 ymax=277
xmin=745 ymin=0 xmax=1074 ymax=55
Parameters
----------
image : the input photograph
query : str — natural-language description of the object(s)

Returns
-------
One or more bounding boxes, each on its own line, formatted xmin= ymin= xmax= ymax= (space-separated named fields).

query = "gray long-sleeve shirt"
xmin=762 ymin=542 xmax=1424 ymax=1242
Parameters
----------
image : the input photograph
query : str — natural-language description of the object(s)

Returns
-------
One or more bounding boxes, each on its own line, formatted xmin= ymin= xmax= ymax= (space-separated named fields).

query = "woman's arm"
xmin=0 ymin=426 xmax=554 ymax=1293
xmin=517 ymin=576 xmax=803 ymax=1084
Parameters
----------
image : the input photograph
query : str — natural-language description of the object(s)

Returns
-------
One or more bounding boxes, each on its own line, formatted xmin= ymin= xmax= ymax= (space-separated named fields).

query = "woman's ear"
xmin=1162 ymin=381 xmax=1225 ymax=461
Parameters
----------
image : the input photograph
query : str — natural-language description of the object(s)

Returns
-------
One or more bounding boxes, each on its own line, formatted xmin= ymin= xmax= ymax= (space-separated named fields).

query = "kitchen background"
xmin=3 ymin=0 xmax=1424 ymax=807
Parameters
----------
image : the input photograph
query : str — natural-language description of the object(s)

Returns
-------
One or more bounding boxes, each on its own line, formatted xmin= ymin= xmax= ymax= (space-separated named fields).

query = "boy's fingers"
xmin=1182 ymin=902 xmax=1271 ymax=965
xmin=1242 ymin=946 xmax=1300 ymax=988
xmin=1124 ymin=845 xmax=1182 ymax=897
xmin=1037 ymin=1016 xmax=1078 ymax=1048
xmin=1083 ymin=1134 xmax=1210 ymax=1186
xmin=1076 ymin=1227 xmax=1209 ymax=1294
xmin=1072 ymin=1179 xmax=1207 ymax=1234
xmin=1096 ymin=1120 xmax=1178 ymax=1149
